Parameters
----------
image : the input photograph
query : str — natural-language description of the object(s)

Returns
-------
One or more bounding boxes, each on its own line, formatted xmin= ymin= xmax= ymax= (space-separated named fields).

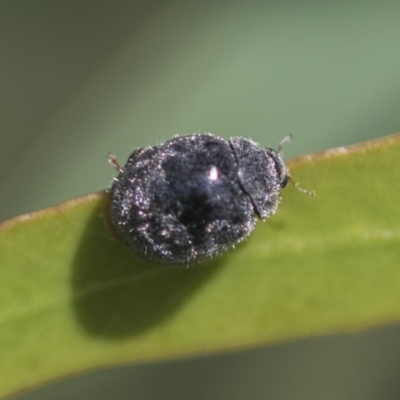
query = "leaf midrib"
xmin=0 ymin=227 xmax=398 ymax=327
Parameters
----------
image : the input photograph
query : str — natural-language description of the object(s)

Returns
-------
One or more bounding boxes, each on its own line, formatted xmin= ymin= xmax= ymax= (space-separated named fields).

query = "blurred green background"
xmin=2 ymin=1 xmax=400 ymax=399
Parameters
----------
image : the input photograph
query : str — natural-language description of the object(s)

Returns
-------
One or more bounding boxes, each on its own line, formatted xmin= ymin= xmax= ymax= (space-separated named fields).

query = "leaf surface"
xmin=1 ymin=134 xmax=399 ymax=398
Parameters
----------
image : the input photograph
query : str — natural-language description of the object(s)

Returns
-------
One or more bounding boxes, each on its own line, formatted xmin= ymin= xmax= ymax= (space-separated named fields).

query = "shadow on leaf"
xmin=71 ymin=195 xmax=226 ymax=339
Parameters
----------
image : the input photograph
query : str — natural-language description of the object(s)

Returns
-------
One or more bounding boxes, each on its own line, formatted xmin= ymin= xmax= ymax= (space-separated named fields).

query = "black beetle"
xmin=108 ymin=133 xmax=300 ymax=264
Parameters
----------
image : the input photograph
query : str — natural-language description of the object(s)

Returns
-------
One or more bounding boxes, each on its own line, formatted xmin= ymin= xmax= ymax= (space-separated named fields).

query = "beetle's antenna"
xmin=277 ymin=133 xmax=315 ymax=196
xmin=287 ymin=175 xmax=315 ymax=196
xmin=277 ymin=133 xmax=294 ymax=154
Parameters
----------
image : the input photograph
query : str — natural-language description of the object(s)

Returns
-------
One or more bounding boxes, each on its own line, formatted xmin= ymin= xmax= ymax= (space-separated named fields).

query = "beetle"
xmin=108 ymin=133 xmax=310 ymax=264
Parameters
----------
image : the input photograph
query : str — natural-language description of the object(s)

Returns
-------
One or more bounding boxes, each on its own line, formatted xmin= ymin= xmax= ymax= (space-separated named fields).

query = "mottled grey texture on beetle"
xmin=109 ymin=133 xmax=288 ymax=264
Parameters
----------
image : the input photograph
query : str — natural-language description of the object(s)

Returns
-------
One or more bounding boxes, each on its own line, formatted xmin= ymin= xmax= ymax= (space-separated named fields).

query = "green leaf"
xmin=1 ymin=134 xmax=399 ymax=398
